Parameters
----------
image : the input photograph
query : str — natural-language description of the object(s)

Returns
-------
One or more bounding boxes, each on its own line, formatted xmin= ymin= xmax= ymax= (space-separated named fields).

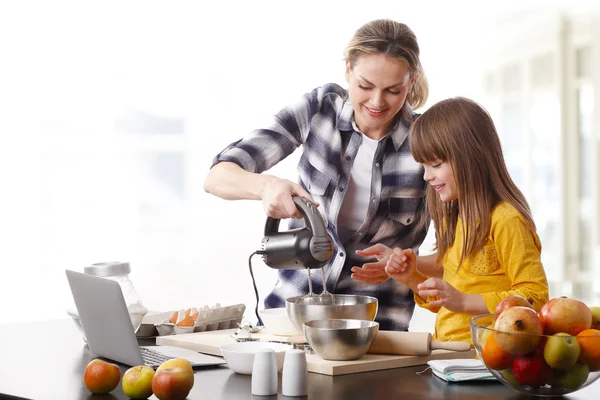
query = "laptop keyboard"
xmin=140 ymin=347 xmax=175 ymax=367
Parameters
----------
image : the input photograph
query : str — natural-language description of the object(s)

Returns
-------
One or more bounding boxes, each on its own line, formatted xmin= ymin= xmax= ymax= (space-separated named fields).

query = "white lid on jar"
xmin=84 ymin=261 xmax=131 ymax=277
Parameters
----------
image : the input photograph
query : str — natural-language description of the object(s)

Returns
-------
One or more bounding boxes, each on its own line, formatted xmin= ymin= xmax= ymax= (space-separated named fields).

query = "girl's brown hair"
xmin=409 ymin=97 xmax=535 ymax=267
xmin=344 ymin=19 xmax=428 ymax=110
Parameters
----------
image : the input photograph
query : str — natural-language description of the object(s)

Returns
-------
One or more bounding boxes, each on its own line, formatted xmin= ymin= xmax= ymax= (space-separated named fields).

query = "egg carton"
xmin=137 ymin=303 xmax=246 ymax=337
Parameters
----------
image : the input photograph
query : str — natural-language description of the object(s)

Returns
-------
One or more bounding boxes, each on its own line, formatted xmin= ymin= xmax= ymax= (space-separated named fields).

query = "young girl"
xmin=382 ymin=97 xmax=549 ymax=343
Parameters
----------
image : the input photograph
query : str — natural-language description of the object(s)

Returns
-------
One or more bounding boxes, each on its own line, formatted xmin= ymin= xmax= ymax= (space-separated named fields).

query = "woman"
xmin=204 ymin=19 xmax=429 ymax=330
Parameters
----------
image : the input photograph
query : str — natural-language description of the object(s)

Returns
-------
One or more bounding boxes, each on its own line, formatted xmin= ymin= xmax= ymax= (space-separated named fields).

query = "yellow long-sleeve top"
xmin=415 ymin=201 xmax=549 ymax=343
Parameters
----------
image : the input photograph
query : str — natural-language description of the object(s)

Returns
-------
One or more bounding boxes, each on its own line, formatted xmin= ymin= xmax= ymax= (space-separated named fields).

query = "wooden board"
xmin=156 ymin=329 xmax=476 ymax=376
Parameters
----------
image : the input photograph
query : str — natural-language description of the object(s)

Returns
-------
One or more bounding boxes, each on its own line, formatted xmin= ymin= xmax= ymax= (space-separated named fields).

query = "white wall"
xmin=0 ymin=0 xmax=597 ymax=328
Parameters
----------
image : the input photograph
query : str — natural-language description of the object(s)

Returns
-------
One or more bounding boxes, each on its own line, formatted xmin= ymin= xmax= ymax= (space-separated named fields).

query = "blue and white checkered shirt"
xmin=212 ymin=83 xmax=428 ymax=331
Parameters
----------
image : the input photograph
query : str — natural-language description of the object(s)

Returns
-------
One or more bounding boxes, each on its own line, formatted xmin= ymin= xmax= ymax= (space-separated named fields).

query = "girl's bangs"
xmin=409 ymin=119 xmax=446 ymax=164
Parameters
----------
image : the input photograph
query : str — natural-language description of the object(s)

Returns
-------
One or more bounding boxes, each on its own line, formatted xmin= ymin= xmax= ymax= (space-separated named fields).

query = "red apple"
xmin=512 ymin=355 xmax=552 ymax=387
xmin=157 ymin=358 xmax=194 ymax=385
xmin=540 ymin=297 xmax=592 ymax=336
xmin=151 ymin=367 xmax=194 ymax=400
xmin=495 ymin=295 xmax=534 ymax=317
xmin=83 ymin=359 xmax=121 ymax=394
xmin=494 ymin=306 xmax=543 ymax=355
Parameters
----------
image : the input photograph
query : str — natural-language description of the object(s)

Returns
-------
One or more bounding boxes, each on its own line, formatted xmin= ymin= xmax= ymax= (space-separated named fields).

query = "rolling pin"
xmin=367 ymin=331 xmax=471 ymax=356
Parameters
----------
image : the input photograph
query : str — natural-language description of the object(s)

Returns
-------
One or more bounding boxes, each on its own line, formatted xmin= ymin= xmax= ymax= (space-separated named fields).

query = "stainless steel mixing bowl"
xmin=285 ymin=294 xmax=378 ymax=332
xmin=304 ymin=319 xmax=379 ymax=361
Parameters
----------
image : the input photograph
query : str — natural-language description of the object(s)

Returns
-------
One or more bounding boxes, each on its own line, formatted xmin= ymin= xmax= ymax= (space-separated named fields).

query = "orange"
xmin=481 ymin=332 xmax=514 ymax=370
xmin=577 ymin=328 xmax=600 ymax=371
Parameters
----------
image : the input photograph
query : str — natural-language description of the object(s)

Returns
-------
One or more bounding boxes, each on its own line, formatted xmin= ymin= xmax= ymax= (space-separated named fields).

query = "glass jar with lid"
xmin=67 ymin=261 xmax=148 ymax=341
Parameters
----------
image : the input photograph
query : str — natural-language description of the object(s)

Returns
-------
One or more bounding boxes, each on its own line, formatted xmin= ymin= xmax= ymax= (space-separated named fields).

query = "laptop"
xmin=66 ymin=269 xmax=226 ymax=368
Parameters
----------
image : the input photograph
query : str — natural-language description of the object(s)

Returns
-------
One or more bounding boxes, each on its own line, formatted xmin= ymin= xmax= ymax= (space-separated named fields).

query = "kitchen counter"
xmin=0 ymin=318 xmax=599 ymax=399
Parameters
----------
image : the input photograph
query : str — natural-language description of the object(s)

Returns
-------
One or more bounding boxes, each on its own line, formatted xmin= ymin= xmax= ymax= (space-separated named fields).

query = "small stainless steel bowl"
xmin=304 ymin=319 xmax=379 ymax=361
xmin=285 ymin=294 xmax=378 ymax=332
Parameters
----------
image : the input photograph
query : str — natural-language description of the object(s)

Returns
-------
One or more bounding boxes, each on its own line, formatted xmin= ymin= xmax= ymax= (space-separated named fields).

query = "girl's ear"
xmin=345 ymin=60 xmax=351 ymax=83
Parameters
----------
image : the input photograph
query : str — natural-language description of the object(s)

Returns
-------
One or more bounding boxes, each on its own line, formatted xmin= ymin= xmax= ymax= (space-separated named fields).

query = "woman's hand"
xmin=384 ymin=248 xmax=417 ymax=284
xmin=416 ymin=278 xmax=466 ymax=312
xmin=260 ymin=176 xmax=316 ymax=219
xmin=351 ymin=244 xmax=393 ymax=284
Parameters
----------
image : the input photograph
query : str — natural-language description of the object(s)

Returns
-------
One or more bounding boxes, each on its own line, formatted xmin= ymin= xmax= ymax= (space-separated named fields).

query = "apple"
xmin=499 ymin=368 xmax=519 ymax=386
xmin=590 ymin=307 xmax=600 ymax=330
xmin=122 ymin=365 xmax=155 ymax=399
xmin=83 ymin=359 xmax=121 ymax=394
xmin=494 ymin=306 xmax=543 ymax=355
xmin=544 ymin=332 xmax=580 ymax=369
xmin=539 ymin=297 xmax=592 ymax=336
xmin=558 ymin=363 xmax=590 ymax=389
xmin=152 ymin=367 xmax=194 ymax=400
xmin=157 ymin=358 xmax=194 ymax=384
xmin=480 ymin=328 xmax=492 ymax=344
xmin=495 ymin=295 xmax=533 ymax=317
xmin=512 ymin=355 xmax=552 ymax=387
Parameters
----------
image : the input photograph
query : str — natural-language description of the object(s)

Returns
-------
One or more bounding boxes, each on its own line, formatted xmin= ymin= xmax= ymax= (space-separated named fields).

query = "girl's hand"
xmin=384 ymin=248 xmax=417 ymax=284
xmin=260 ymin=176 xmax=316 ymax=219
xmin=416 ymin=278 xmax=466 ymax=312
xmin=351 ymin=244 xmax=393 ymax=284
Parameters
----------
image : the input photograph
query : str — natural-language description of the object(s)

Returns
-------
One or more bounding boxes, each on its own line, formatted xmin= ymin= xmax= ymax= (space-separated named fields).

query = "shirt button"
xmin=372 ymin=199 xmax=376 ymax=204
xmin=346 ymin=156 xmax=351 ymax=161
xmin=339 ymin=187 xmax=344 ymax=192
xmin=375 ymin=163 xmax=380 ymax=167
xmin=340 ymin=252 xmax=344 ymax=257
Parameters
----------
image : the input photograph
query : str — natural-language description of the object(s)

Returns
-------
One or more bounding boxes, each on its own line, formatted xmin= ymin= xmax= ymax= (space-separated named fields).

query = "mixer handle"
xmin=264 ymin=196 xmax=329 ymax=237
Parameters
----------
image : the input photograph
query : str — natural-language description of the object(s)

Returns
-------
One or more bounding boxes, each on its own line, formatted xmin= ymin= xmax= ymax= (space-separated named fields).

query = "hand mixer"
xmin=249 ymin=197 xmax=334 ymax=325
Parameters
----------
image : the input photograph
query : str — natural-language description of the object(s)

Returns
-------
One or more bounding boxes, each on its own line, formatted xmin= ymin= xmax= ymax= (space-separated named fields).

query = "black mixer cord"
xmin=248 ymin=250 xmax=266 ymax=326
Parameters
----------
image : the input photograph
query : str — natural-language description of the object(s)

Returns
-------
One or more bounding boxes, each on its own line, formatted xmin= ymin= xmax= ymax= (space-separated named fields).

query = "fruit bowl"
xmin=471 ymin=314 xmax=600 ymax=397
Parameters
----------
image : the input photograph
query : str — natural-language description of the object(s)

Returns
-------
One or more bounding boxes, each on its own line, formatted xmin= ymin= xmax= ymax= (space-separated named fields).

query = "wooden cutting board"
xmin=156 ymin=329 xmax=476 ymax=376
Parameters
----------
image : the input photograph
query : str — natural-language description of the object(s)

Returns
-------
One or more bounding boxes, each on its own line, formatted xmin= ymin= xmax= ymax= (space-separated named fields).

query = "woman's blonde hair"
xmin=409 ymin=97 xmax=536 ymax=267
xmin=344 ymin=19 xmax=428 ymax=110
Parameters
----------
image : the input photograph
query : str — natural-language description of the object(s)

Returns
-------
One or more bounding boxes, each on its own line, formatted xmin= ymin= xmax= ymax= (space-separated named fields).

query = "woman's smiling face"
xmin=346 ymin=53 xmax=412 ymax=139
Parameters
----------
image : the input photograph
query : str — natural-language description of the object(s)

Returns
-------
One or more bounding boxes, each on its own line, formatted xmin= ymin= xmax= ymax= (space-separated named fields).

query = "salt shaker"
xmin=282 ymin=349 xmax=308 ymax=397
xmin=251 ymin=349 xmax=278 ymax=396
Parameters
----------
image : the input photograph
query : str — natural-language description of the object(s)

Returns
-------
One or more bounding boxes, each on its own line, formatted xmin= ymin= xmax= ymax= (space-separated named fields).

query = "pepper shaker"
xmin=251 ymin=349 xmax=278 ymax=396
xmin=282 ymin=349 xmax=308 ymax=397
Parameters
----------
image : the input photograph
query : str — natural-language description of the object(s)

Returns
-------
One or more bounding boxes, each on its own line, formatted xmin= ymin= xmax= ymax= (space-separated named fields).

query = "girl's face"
xmin=346 ymin=53 xmax=412 ymax=139
xmin=423 ymin=161 xmax=458 ymax=202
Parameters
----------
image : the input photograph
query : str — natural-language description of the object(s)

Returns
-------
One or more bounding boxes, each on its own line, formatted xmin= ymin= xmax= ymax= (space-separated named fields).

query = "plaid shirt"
xmin=212 ymin=83 xmax=428 ymax=331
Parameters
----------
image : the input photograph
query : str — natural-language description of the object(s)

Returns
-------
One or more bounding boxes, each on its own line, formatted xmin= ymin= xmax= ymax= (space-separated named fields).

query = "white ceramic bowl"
xmin=220 ymin=342 xmax=292 ymax=375
xmin=259 ymin=308 xmax=303 ymax=336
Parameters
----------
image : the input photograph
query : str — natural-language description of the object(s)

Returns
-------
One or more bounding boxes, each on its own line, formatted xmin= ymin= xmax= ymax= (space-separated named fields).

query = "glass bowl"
xmin=471 ymin=314 xmax=600 ymax=397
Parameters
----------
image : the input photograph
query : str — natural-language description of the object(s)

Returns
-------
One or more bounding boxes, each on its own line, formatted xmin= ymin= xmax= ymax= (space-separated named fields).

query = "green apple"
xmin=558 ymin=363 xmax=589 ymax=390
xmin=500 ymin=368 xmax=519 ymax=386
xmin=590 ymin=306 xmax=600 ymax=330
xmin=480 ymin=328 xmax=492 ymax=345
xmin=544 ymin=333 xmax=580 ymax=369
xmin=122 ymin=365 xmax=155 ymax=399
